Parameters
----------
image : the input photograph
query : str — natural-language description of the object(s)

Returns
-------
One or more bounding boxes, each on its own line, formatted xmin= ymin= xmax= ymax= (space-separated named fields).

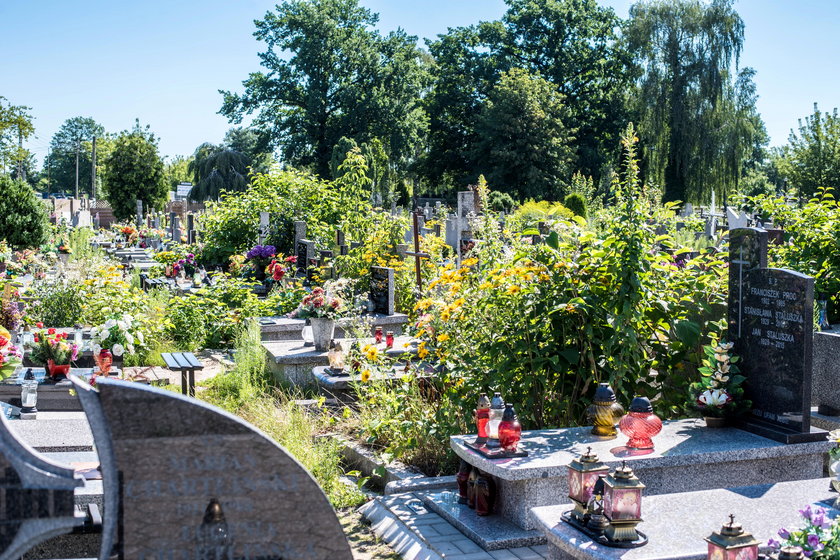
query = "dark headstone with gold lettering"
xmin=72 ymin=376 xmax=352 ymax=560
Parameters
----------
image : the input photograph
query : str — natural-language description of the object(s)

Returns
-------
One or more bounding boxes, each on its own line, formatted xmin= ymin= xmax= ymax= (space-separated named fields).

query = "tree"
xmin=0 ymin=98 xmax=35 ymax=179
xmin=187 ymin=143 xmax=249 ymax=201
xmin=223 ymin=127 xmax=273 ymax=174
xmin=220 ymin=0 xmax=430 ymax=178
xmin=627 ymin=0 xmax=765 ymax=203
xmin=104 ymin=122 xmax=167 ymax=222
xmin=777 ymin=104 xmax=840 ymax=199
xmin=472 ymin=68 xmax=575 ymax=200
xmin=163 ymin=154 xmax=193 ymax=190
xmin=43 ymin=117 xmax=105 ymax=197
xmin=0 ymin=176 xmax=49 ymax=248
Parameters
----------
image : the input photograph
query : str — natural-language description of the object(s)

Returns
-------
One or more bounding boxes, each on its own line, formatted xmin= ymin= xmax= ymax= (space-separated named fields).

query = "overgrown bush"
xmin=564 ymin=192 xmax=588 ymax=218
xmin=0 ymin=176 xmax=49 ymax=249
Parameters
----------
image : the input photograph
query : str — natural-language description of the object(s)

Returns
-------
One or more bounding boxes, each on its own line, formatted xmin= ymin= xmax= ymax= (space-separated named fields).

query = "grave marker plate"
xmin=370 ymin=266 xmax=395 ymax=316
xmin=296 ymin=240 xmax=314 ymax=277
xmin=72 ymin=377 xmax=352 ymax=560
xmin=728 ymin=228 xmax=768 ymax=339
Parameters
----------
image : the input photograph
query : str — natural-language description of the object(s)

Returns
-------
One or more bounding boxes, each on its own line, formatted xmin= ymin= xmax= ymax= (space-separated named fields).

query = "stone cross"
xmin=258 ymin=211 xmax=270 ymax=245
xmin=136 ymin=199 xmax=143 ymax=227
xmin=727 ymin=207 xmax=750 ymax=229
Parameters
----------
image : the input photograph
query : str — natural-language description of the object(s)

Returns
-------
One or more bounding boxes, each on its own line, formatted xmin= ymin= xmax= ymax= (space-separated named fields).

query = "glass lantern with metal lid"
xmin=485 ymin=392 xmax=505 ymax=449
xmin=603 ymin=461 xmax=646 ymax=543
xmin=705 ymin=514 xmax=760 ymax=560
xmin=19 ymin=368 xmax=38 ymax=418
xmin=567 ymin=447 xmax=609 ymax=523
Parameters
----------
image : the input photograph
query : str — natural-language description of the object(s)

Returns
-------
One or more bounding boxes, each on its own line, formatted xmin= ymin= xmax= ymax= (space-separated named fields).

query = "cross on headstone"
xmin=405 ymin=211 xmax=430 ymax=292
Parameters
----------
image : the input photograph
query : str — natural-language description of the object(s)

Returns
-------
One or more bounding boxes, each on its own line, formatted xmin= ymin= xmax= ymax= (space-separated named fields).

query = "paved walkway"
xmin=361 ymin=492 xmax=548 ymax=560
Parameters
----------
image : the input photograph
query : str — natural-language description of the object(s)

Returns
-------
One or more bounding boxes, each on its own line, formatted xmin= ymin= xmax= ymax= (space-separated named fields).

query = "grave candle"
xmin=486 ymin=392 xmax=504 ymax=448
xmin=603 ymin=461 xmax=645 ymax=543
xmin=498 ymin=404 xmax=522 ymax=451
xmin=474 ymin=393 xmax=491 ymax=443
xmin=385 ymin=331 xmax=394 ymax=349
xmin=704 ymin=514 xmax=760 ymax=560
xmin=566 ymin=447 xmax=609 ymax=522
xmin=619 ymin=396 xmax=662 ymax=450
xmin=20 ymin=369 xmax=38 ymax=415
xmin=374 ymin=326 xmax=383 ymax=344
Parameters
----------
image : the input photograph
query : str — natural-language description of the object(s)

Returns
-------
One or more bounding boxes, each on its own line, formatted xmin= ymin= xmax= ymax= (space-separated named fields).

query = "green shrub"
xmin=487 ymin=191 xmax=515 ymax=213
xmin=563 ymin=192 xmax=588 ymax=219
xmin=0 ymin=176 xmax=49 ymax=249
xmin=28 ymin=283 xmax=84 ymax=327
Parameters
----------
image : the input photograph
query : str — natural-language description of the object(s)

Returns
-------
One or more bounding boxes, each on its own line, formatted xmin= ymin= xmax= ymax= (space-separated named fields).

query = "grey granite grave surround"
xmin=71 ymin=375 xmax=352 ymax=559
xmin=0 ymin=409 xmax=83 ymax=559
xmin=7 ymin=411 xmax=94 ymax=452
xmin=259 ymin=313 xmax=408 ymax=342
xmin=264 ymin=336 xmax=417 ymax=387
xmin=533 ymin=478 xmax=837 ymax=560
xmin=811 ymin=327 xmax=840 ymax=414
xmin=449 ymin=419 xmax=826 ymax=531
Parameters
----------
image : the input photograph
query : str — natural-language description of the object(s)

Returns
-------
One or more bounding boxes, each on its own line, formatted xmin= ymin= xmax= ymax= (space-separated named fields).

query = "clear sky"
xmin=3 ymin=0 xmax=839 ymax=165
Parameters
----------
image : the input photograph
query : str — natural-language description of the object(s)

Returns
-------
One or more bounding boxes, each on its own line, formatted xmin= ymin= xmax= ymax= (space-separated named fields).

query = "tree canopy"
xmin=44 ymin=117 xmax=105 ymax=197
xmin=104 ymin=122 xmax=167 ymax=222
xmin=778 ymin=104 xmax=840 ymax=199
xmin=0 ymin=175 xmax=49 ymax=249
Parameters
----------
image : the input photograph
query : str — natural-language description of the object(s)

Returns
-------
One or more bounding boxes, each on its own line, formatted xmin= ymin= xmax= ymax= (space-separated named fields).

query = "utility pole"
xmin=17 ymin=129 xmax=25 ymax=182
xmin=91 ymin=137 xmax=97 ymax=199
xmin=74 ymin=140 xmax=80 ymax=199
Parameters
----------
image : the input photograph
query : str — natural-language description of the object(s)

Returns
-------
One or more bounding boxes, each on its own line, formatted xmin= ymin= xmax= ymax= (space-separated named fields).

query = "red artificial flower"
xmin=33 ymin=336 xmax=39 ymax=343
xmin=285 ymin=256 xmax=297 ymax=263
xmin=36 ymin=322 xmax=44 ymax=328
xmin=47 ymin=328 xmax=56 ymax=335
xmin=0 ymin=335 xmax=8 ymax=348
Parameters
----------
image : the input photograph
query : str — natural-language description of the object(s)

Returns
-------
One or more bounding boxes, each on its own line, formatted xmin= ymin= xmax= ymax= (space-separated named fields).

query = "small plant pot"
xmin=704 ymin=416 xmax=727 ymax=428
xmin=47 ymin=360 xmax=71 ymax=381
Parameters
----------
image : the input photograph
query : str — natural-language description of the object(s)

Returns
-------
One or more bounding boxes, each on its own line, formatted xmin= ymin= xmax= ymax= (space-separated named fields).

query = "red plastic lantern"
xmin=619 ymin=396 xmax=662 ymax=450
xmin=374 ymin=326 xmax=383 ymax=344
xmin=475 ymin=393 xmax=491 ymax=443
xmin=498 ymin=404 xmax=522 ymax=452
xmin=705 ymin=515 xmax=760 ymax=560
xmin=385 ymin=331 xmax=394 ymax=349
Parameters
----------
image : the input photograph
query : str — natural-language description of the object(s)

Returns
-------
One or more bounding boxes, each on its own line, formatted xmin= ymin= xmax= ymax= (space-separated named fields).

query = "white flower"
xmin=117 ymin=320 xmax=128 ymax=331
xmin=126 ymin=344 xmax=135 ymax=355
xmin=104 ymin=320 xmax=116 ymax=330
xmin=92 ymin=343 xmax=101 ymax=354
xmin=720 ymin=342 xmax=734 ymax=351
xmin=123 ymin=314 xmax=134 ymax=324
xmin=719 ymin=363 xmax=730 ymax=373
xmin=714 ymin=353 xmax=729 ymax=363
xmin=137 ymin=331 xmax=144 ymax=344
xmin=698 ymin=389 xmax=731 ymax=407
xmin=112 ymin=343 xmax=124 ymax=357
xmin=125 ymin=332 xmax=134 ymax=345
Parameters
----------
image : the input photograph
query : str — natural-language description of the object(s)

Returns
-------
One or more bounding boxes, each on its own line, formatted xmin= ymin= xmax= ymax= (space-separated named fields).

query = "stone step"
xmin=360 ymin=492 xmax=550 ymax=560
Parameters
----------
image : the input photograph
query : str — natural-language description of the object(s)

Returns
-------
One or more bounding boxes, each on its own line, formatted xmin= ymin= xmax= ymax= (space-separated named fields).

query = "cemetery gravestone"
xmin=293 ymin=221 xmax=307 ymax=247
xmin=457 ymin=191 xmax=476 ymax=218
xmin=727 ymin=207 xmax=750 ymax=229
xmin=0 ymin=414 xmax=82 ymax=558
xmin=72 ymin=376 xmax=352 ymax=560
xmin=258 ymin=212 xmax=270 ymax=245
xmin=704 ymin=216 xmax=717 ymax=238
xmin=370 ymin=266 xmax=395 ymax=316
xmin=187 ymin=213 xmax=196 ymax=244
xmin=135 ymin=199 xmax=143 ymax=227
xmin=296 ymin=240 xmax=315 ymax=277
xmin=729 ymin=228 xmax=823 ymax=443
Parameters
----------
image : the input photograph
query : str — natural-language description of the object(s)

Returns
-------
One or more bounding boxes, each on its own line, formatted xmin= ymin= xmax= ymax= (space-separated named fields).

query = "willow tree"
xmin=187 ymin=143 xmax=249 ymax=202
xmin=628 ymin=0 xmax=764 ymax=204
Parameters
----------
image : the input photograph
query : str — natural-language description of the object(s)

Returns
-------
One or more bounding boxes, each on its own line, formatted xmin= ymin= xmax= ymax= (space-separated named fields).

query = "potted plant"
xmin=246 ymin=245 xmax=277 ymax=281
xmin=296 ymin=287 xmax=344 ymax=351
xmin=29 ymin=327 xmax=78 ymax=380
xmin=173 ymin=253 xmax=197 ymax=281
xmin=0 ymin=326 xmax=22 ymax=381
xmin=688 ymin=340 xmax=749 ymax=427
xmin=90 ymin=313 xmax=144 ymax=378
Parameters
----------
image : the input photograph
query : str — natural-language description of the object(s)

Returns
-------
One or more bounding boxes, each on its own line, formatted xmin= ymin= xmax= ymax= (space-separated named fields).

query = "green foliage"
xmin=0 ymin=97 xmax=35 ymax=180
xmin=628 ymin=0 xmax=766 ymax=203
xmin=220 ymin=0 xmax=430 ymax=178
xmin=28 ymin=282 xmax=84 ymax=327
xmin=188 ymin=143 xmax=250 ymax=201
xmin=777 ymin=104 xmax=840 ymax=200
xmin=104 ymin=122 xmax=167 ymax=222
xmin=510 ymin=200 xmax=575 ymax=230
xmin=563 ymin=193 xmax=588 ymax=219
xmin=43 ymin=117 xmax=105 ymax=197
xmin=487 ymin=191 xmax=515 ymax=213
xmin=472 ymin=68 xmax=575 ymax=200
xmin=0 ymin=176 xmax=50 ymax=249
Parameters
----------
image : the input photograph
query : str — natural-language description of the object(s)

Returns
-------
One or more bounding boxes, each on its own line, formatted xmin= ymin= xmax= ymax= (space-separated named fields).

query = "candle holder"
xmin=566 ymin=447 xmax=609 ymax=523
xmin=619 ymin=396 xmax=662 ymax=450
xmin=374 ymin=326 xmax=383 ymax=344
xmin=385 ymin=331 xmax=394 ymax=349
xmin=465 ymin=394 xmax=528 ymax=458
xmin=705 ymin=514 xmax=760 ymax=560
xmin=474 ymin=393 xmax=491 ymax=445
xmin=586 ymin=383 xmax=624 ymax=437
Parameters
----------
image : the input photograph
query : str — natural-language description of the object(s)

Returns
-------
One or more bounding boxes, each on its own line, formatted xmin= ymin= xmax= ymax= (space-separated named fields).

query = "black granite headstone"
xmin=728 ymin=228 xmax=768 ymax=340
xmin=370 ymin=266 xmax=395 ymax=316
xmin=72 ymin=376 xmax=352 ymax=560
xmin=296 ymin=240 xmax=314 ymax=277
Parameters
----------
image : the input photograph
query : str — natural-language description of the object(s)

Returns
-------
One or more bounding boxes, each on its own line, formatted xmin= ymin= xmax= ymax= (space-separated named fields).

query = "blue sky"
xmin=3 ymin=0 xmax=839 ymax=164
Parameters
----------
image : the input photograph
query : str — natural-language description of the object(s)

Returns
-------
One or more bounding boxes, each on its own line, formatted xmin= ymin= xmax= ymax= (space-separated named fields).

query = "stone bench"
xmin=263 ymin=336 xmax=417 ymax=388
xmin=259 ymin=313 xmax=409 ymax=342
xmin=532 ymin=477 xmax=836 ymax=560
xmin=421 ymin=419 xmax=826 ymax=549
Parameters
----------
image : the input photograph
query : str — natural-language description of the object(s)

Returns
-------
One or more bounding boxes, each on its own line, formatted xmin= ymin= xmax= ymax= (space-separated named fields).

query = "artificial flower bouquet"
xmin=90 ymin=313 xmax=144 ymax=358
xmin=687 ymin=340 xmax=749 ymax=419
xmin=0 ymin=326 xmax=22 ymax=380
xmin=769 ymin=505 xmax=839 ymax=558
xmin=296 ymin=287 xmax=345 ymax=319
xmin=173 ymin=253 xmax=198 ymax=277
xmin=267 ymin=255 xmax=296 ymax=282
xmin=28 ymin=326 xmax=79 ymax=370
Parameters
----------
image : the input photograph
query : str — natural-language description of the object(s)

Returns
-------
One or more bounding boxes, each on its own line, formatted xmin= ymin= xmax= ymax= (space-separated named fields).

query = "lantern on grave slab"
xmin=19 ymin=369 xmax=38 ymax=415
xmin=474 ymin=393 xmax=491 ymax=444
xmin=778 ymin=547 xmax=805 ymax=560
xmin=385 ymin=331 xmax=394 ymax=349
xmin=485 ymin=392 xmax=505 ymax=448
xmin=619 ymin=396 xmax=662 ymax=450
xmin=498 ymin=404 xmax=522 ymax=452
xmin=567 ymin=447 xmax=609 ymax=523
xmin=586 ymin=383 xmax=624 ymax=437
xmin=73 ymin=324 xmax=84 ymax=348
xmin=603 ymin=461 xmax=645 ymax=542
xmin=374 ymin=326 xmax=383 ymax=344
xmin=704 ymin=515 xmax=760 ymax=560
xmin=327 ymin=340 xmax=345 ymax=372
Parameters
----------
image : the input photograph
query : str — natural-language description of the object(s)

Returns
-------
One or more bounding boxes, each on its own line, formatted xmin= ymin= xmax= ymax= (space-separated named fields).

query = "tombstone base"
xmin=737 ymin=417 xmax=827 ymax=444
xmin=819 ymin=404 xmax=840 ymax=417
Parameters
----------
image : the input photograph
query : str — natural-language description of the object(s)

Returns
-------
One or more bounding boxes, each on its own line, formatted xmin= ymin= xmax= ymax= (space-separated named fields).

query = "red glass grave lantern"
xmin=619 ymin=396 xmax=662 ymax=450
xmin=603 ymin=461 xmax=645 ymax=542
xmin=474 ymin=472 xmax=496 ymax=516
xmin=374 ymin=326 xmax=383 ymax=344
xmin=474 ymin=393 xmax=491 ymax=443
xmin=385 ymin=331 xmax=394 ymax=349
xmin=94 ymin=348 xmax=113 ymax=376
xmin=705 ymin=515 xmax=760 ymax=560
xmin=498 ymin=404 xmax=522 ymax=452
xmin=567 ymin=447 xmax=609 ymax=522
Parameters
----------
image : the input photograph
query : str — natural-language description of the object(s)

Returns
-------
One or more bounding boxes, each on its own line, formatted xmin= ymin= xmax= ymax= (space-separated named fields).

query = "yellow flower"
xmin=506 ymin=285 xmax=521 ymax=295
xmin=462 ymin=258 xmax=478 ymax=267
xmin=437 ymin=333 xmax=450 ymax=343
xmin=417 ymin=343 xmax=429 ymax=359
xmin=360 ymin=369 xmax=371 ymax=383
xmin=415 ymin=298 xmax=433 ymax=311
xmin=479 ymin=282 xmax=493 ymax=290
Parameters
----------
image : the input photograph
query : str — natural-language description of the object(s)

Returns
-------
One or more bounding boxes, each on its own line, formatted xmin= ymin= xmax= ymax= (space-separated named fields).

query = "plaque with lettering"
xmin=296 ymin=241 xmax=309 ymax=277
xmin=370 ymin=267 xmax=395 ymax=316
xmin=735 ymin=267 xmax=820 ymax=443
xmin=72 ymin=377 xmax=351 ymax=560
xmin=728 ymin=228 xmax=768 ymax=340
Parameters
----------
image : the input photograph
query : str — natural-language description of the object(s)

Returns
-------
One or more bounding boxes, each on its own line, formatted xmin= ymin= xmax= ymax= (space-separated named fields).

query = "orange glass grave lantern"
xmin=567 ymin=447 xmax=609 ymax=522
xmin=619 ymin=396 xmax=662 ymax=450
xmin=705 ymin=515 xmax=760 ymax=560
xmin=603 ymin=461 xmax=645 ymax=542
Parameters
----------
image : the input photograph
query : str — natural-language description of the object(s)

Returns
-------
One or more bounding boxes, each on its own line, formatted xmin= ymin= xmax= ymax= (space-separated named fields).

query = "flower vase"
xmin=309 ymin=317 xmax=335 ymax=352
xmin=94 ymin=349 xmax=113 ymax=376
xmin=704 ymin=416 xmax=727 ymax=428
xmin=254 ymin=266 xmax=267 ymax=281
xmin=46 ymin=359 xmax=71 ymax=380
